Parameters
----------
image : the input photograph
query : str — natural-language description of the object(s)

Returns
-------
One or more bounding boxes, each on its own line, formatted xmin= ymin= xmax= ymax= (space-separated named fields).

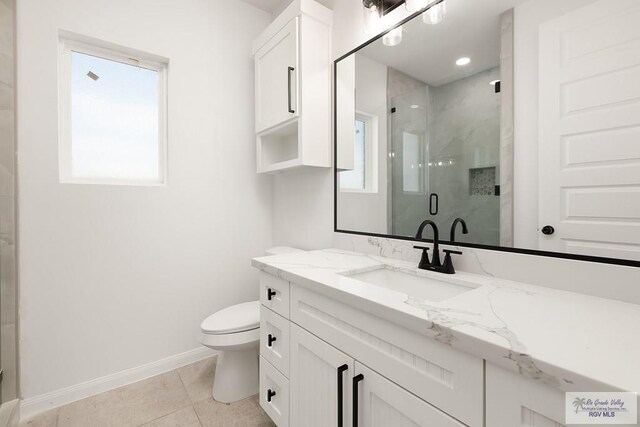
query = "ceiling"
xmin=358 ymin=0 xmax=528 ymax=87
xmin=239 ymin=0 xmax=335 ymax=14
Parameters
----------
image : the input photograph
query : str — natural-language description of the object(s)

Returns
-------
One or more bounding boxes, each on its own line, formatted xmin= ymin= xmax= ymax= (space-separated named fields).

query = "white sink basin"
xmin=343 ymin=267 xmax=478 ymax=302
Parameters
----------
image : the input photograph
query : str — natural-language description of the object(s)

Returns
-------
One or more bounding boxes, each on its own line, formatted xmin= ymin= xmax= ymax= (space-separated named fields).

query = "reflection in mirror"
xmin=336 ymin=0 xmax=640 ymax=264
xmin=337 ymin=0 xmax=515 ymax=246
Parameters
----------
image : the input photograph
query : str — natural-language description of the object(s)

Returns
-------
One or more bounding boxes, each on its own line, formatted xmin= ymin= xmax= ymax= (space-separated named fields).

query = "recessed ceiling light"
xmin=410 ymin=104 xmax=419 ymax=109
xmin=456 ymin=57 xmax=471 ymax=66
xmin=490 ymin=80 xmax=500 ymax=86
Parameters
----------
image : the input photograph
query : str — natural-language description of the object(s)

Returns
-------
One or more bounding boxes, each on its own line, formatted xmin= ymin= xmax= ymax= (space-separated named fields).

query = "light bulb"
xmin=363 ymin=3 xmax=381 ymax=31
xmin=423 ymin=1 xmax=446 ymax=25
xmin=405 ymin=0 xmax=428 ymax=12
xmin=383 ymin=26 xmax=402 ymax=47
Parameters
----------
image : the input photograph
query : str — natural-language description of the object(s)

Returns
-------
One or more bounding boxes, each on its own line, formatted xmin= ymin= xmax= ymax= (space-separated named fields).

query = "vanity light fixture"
xmin=363 ymin=0 xmax=382 ymax=31
xmin=423 ymin=1 xmax=447 ymax=25
xmin=383 ymin=26 xmax=403 ymax=46
xmin=456 ymin=56 xmax=471 ymax=66
xmin=405 ymin=0 xmax=428 ymax=13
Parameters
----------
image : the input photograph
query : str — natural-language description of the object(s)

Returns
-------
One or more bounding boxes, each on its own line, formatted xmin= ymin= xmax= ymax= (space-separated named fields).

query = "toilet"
xmin=200 ymin=246 xmax=302 ymax=403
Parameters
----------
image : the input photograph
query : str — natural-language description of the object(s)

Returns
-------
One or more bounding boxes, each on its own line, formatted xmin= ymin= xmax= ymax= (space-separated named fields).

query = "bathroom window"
xmin=339 ymin=112 xmax=378 ymax=193
xmin=58 ymin=35 xmax=168 ymax=185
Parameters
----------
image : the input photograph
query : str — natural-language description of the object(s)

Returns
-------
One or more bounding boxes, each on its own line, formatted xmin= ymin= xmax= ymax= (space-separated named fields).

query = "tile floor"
xmin=20 ymin=357 xmax=275 ymax=427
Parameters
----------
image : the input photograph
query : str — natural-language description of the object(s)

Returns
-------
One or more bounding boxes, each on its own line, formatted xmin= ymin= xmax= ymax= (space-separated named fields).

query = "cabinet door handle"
xmin=267 ymin=388 xmax=276 ymax=402
xmin=352 ymin=374 xmax=364 ymax=427
xmin=267 ymin=334 xmax=277 ymax=347
xmin=267 ymin=288 xmax=276 ymax=301
xmin=337 ymin=364 xmax=348 ymax=427
xmin=287 ymin=66 xmax=295 ymax=114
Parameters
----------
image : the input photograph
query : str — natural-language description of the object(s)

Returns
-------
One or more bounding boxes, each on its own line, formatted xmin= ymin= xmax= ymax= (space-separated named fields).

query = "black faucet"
xmin=415 ymin=219 xmax=462 ymax=274
xmin=450 ymin=218 xmax=468 ymax=242
xmin=415 ymin=220 xmax=441 ymax=267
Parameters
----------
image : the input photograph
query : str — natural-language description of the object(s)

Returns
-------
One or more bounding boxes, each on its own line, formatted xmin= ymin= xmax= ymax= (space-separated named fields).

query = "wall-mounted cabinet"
xmin=252 ymin=0 xmax=332 ymax=173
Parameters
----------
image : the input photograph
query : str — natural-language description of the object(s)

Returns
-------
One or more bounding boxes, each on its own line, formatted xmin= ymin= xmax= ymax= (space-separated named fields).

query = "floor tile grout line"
xmin=134 ymin=366 xmax=195 ymax=427
xmin=136 ymin=403 xmax=198 ymax=427
xmin=192 ymin=403 xmax=205 ymax=427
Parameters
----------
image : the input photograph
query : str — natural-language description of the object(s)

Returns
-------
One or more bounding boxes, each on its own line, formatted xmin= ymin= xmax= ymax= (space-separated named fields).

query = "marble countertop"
xmin=252 ymin=248 xmax=640 ymax=394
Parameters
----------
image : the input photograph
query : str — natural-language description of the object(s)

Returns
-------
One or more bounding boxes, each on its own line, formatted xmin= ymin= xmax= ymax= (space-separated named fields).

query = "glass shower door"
xmin=390 ymin=86 xmax=430 ymax=236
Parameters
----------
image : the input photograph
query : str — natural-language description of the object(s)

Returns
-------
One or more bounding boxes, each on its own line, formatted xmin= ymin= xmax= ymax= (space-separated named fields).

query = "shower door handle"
xmin=429 ymin=193 xmax=439 ymax=215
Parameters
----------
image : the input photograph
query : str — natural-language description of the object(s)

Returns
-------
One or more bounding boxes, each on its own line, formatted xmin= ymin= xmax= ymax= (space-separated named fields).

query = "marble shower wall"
xmin=427 ymin=67 xmax=502 ymax=246
xmin=0 ymin=0 xmax=18 ymax=403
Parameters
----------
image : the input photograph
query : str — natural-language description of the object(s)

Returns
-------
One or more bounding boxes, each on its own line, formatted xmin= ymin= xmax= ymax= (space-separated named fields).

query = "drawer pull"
xmin=267 ymin=288 xmax=276 ymax=301
xmin=267 ymin=388 xmax=276 ymax=402
xmin=337 ymin=364 xmax=348 ymax=427
xmin=352 ymin=374 xmax=364 ymax=427
xmin=268 ymin=334 xmax=277 ymax=347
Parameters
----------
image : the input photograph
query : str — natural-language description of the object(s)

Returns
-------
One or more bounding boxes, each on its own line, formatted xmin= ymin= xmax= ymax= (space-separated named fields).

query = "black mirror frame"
xmin=332 ymin=5 xmax=640 ymax=269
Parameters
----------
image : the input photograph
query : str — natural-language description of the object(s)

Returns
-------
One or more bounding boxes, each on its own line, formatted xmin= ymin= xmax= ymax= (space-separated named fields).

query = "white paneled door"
xmin=538 ymin=0 xmax=640 ymax=261
xmin=290 ymin=324 xmax=354 ymax=427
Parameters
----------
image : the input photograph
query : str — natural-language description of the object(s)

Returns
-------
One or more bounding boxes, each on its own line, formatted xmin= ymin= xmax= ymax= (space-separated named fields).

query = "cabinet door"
xmin=486 ymin=363 xmax=569 ymax=427
xmin=255 ymin=17 xmax=299 ymax=133
xmin=290 ymin=324 xmax=354 ymax=427
xmin=354 ymin=362 xmax=465 ymax=427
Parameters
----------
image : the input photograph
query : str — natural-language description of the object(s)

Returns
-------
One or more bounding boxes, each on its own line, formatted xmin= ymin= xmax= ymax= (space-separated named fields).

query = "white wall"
xmin=512 ymin=0 xmax=600 ymax=249
xmin=271 ymin=0 xmax=412 ymax=249
xmin=17 ymin=0 xmax=271 ymax=402
xmin=272 ymin=0 xmax=640 ymax=301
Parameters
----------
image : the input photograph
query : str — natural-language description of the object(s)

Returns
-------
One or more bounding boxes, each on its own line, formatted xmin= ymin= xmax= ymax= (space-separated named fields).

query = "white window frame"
xmin=58 ymin=33 xmax=168 ymax=186
xmin=339 ymin=111 xmax=379 ymax=194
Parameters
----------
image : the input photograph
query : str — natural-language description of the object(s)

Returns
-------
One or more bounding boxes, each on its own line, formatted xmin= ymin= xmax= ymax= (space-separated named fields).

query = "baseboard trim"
xmin=20 ymin=347 xmax=216 ymax=419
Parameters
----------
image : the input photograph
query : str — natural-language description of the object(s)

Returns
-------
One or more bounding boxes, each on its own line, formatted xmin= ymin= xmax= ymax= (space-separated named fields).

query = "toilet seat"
xmin=201 ymin=300 xmax=260 ymax=335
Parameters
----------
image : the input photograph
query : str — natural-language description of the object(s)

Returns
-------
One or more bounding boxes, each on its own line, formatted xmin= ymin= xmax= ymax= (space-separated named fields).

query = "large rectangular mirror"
xmin=335 ymin=0 xmax=640 ymax=266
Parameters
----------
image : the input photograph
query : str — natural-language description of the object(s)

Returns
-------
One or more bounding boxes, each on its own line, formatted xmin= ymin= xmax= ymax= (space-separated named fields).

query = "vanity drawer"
xmin=290 ymin=284 xmax=484 ymax=427
xmin=260 ymin=305 xmax=290 ymax=377
xmin=259 ymin=356 xmax=289 ymax=427
xmin=260 ymin=272 xmax=289 ymax=318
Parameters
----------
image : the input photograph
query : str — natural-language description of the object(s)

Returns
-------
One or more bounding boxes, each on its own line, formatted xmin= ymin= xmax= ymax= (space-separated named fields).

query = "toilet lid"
xmin=201 ymin=301 xmax=260 ymax=334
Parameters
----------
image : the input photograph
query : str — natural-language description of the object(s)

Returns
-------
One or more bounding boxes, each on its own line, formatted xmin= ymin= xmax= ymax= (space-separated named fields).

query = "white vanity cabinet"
xmin=486 ymin=363 xmax=569 ymax=427
xmin=355 ymin=362 xmax=466 ymax=427
xmin=258 ymin=272 xmax=484 ymax=427
xmin=252 ymin=0 xmax=332 ymax=173
xmin=290 ymin=324 xmax=354 ymax=427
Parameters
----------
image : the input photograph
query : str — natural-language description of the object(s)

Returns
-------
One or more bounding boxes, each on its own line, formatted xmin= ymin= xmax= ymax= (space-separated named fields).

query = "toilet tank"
xmin=265 ymin=246 xmax=303 ymax=256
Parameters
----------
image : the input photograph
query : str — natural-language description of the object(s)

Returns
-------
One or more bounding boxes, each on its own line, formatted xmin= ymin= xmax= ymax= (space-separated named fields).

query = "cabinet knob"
xmin=267 ymin=288 xmax=276 ymax=301
xmin=267 ymin=389 xmax=276 ymax=402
